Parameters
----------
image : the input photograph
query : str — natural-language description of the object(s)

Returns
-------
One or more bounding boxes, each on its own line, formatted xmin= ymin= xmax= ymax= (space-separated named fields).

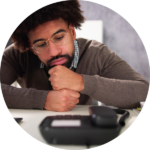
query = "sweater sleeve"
xmin=81 ymin=74 xmax=148 ymax=108
xmin=0 ymin=45 xmax=48 ymax=109
xmin=80 ymin=44 xmax=149 ymax=109
xmin=1 ymin=83 xmax=48 ymax=109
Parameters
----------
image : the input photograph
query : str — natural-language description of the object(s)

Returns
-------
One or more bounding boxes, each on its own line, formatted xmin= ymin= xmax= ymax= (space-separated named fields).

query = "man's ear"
xmin=28 ymin=40 xmax=37 ymax=55
xmin=69 ymin=24 xmax=76 ymax=41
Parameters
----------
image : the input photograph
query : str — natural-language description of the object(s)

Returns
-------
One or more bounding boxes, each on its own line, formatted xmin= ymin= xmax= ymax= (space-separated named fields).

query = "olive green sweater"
xmin=1 ymin=38 xmax=149 ymax=109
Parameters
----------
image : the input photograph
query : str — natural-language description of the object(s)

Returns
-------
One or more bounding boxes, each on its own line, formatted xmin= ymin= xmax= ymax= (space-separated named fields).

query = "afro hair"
xmin=11 ymin=0 xmax=85 ymax=52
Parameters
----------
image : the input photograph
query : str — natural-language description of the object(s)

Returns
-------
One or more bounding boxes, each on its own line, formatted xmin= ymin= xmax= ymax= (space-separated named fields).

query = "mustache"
xmin=47 ymin=54 xmax=71 ymax=67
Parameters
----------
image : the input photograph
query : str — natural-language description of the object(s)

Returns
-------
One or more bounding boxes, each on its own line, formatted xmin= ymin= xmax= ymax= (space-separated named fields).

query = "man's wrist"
xmin=44 ymin=91 xmax=52 ymax=109
xmin=78 ymin=74 xmax=84 ymax=92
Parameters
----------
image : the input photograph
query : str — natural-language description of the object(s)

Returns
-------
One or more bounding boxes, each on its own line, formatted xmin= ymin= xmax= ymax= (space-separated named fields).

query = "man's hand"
xmin=44 ymin=89 xmax=80 ymax=112
xmin=48 ymin=65 xmax=84 ymax=91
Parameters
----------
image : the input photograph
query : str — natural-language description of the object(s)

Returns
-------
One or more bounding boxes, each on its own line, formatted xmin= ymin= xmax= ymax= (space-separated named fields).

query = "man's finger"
xmin=69 ymin=90 xmax=80 ymax=98
xmin=48 ymin=66 xmax=56 ymax=75
xmin=48 ymin=69 xmax=54 ymax=75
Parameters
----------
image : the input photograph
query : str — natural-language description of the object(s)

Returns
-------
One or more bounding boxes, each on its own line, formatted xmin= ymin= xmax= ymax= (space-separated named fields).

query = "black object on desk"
xmin=14 ymin=118 xmax=23 ymax=123
xmin=39 ymin=106 xmax=129 ymax=145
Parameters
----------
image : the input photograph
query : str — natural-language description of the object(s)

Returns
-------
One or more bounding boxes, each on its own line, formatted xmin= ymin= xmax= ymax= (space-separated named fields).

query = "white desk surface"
xmin=9 ymin=105 xmax=138 ymax=149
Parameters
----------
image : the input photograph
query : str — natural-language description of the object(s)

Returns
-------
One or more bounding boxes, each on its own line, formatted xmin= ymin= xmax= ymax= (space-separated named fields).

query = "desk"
xmin=9 ymin=105 xmax=138 ymax=149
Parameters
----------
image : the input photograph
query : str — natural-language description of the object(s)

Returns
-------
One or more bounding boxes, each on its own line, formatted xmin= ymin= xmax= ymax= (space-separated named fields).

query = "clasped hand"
xmin=48 ymin=65 xmax=84 ymax=92
xmin=44 ymin=65 xmax=84 ymax=112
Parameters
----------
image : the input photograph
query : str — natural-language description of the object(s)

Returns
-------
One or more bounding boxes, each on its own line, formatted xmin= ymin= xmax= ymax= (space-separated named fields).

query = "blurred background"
xmin=6 ymin=0 xmax=149 ymax=82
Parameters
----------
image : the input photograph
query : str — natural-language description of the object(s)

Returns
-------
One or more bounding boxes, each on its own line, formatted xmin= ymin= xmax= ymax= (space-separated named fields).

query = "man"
xmin=1 ymin=0 xmax=149 ymax=112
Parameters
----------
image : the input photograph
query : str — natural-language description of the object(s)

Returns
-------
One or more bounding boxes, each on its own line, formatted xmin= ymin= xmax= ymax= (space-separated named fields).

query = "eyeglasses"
xmin=32 ymin=32 xmax=68 ymax=54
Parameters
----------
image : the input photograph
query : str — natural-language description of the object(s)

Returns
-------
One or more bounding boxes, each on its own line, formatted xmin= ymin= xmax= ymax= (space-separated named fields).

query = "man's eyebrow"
xmin=52 ymin=29 xmax=66 ymax=36
xmin=33 ymin=29 xmax=66 ymax=45
xmin=33 ymin=39 xmax=45 ymax=44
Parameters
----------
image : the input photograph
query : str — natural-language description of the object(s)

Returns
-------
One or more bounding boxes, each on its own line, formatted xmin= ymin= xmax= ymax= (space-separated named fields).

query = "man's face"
xmin=28 ymin=18 xmax=76 ymax=69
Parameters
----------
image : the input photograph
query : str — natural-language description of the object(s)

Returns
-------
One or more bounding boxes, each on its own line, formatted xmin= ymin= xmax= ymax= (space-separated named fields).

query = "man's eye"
xmin=55 ymin=36 xmax=64 ymax=41
xmin=37 ymin=42 xmax=46 ymax=47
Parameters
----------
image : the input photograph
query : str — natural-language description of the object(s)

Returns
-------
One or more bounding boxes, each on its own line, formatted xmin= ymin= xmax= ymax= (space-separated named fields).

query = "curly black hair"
xmin=11 ymin=0 xmax=85 ymax=52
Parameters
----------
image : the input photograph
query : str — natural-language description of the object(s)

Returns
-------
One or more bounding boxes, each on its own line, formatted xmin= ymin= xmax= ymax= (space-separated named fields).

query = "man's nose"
xmin=47 ymin=40 xmax=61 ymax=57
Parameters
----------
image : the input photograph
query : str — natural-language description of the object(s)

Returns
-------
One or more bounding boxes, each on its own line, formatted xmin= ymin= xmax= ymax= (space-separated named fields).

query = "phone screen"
xmin=51 ymin=120 xmax=81 ymax=127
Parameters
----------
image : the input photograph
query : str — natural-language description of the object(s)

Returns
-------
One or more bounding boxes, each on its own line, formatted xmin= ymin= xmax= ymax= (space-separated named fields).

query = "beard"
xmin=46 ymin=53 xmax=74 ymax=70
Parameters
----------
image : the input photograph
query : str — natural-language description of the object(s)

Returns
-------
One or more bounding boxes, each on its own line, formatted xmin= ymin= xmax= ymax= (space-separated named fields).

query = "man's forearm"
xmin=80 ymin=74 xmax=149 ymax=109
xmin=1 ymin=83 xmax=49 ymax=109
